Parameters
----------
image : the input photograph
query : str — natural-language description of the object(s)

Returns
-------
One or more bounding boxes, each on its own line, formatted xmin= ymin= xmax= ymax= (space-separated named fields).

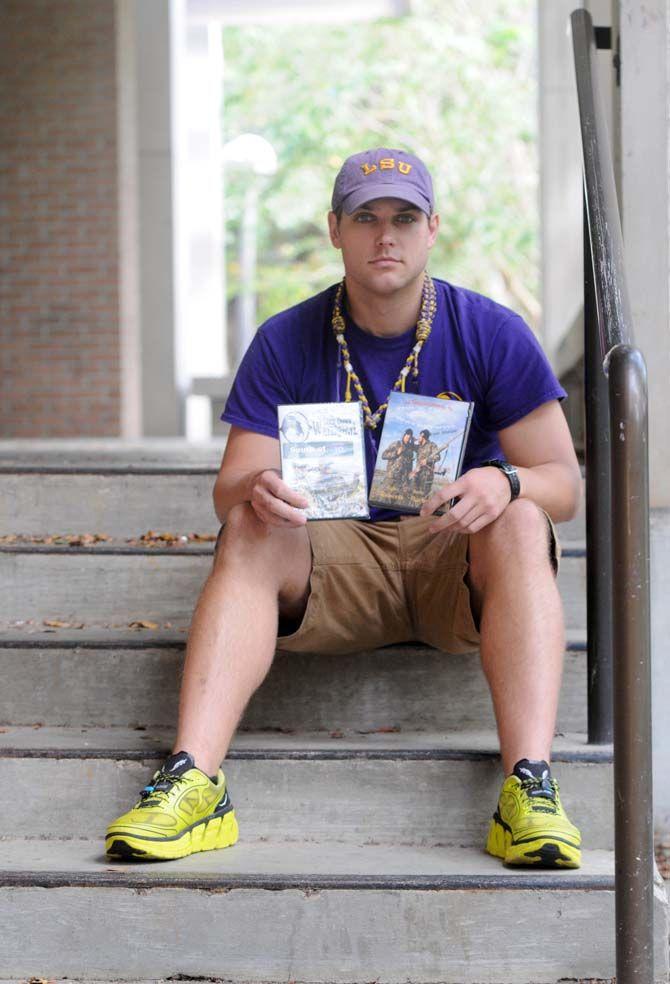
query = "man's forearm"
xmin=515 ymin=462 xmax=582 ymax=523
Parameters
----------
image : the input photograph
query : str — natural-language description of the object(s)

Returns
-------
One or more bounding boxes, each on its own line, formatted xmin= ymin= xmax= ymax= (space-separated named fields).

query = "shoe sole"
xmin=105 ymin=808 xmax=239 ymax=862
xmin=485 ymin=817 xmax=581 ymax=869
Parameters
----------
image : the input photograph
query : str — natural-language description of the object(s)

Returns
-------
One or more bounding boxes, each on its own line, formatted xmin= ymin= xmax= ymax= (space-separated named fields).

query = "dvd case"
xmin=277 ymin=402 xmax=370 ymax=520
xmin=369 ymin=391 xmax=474 ymax=514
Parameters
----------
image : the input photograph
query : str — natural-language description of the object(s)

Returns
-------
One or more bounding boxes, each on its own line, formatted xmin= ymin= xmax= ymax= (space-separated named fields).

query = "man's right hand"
xmin=248 ymin=468 xmax=309 ymax=528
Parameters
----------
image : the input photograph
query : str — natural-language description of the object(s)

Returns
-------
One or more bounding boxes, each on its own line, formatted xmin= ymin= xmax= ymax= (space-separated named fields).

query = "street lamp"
xmin=222 ymin=133 xmax=278 ymax=364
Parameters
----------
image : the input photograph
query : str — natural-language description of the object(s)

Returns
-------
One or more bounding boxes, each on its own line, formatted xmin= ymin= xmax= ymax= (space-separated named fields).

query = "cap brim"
xmin=340 ymin=182 xmax=432 ymax=216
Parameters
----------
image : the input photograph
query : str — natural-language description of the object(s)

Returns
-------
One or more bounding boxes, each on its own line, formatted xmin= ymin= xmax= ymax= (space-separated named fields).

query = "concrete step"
xmin=0 ymin=546 xmax=588 ymax=631
xmin=0 ymin=438 xmax=586 ymax=543
xmin=0 ymin=839 xmax=667 ymax=983
xmin=0 ymin=470 xmax=586 ymax=545
xmin=0 ymin=727 xmax=613 ymax=847
xmin=0 ymin=438 xmax=228 ymax=469
xmin=0 ymin=472 xmax=222 ymax=539
xmin=0 ymin=440 xmax=225 ymax=539
xmin=0 ymin=630 xmax=589 ymax=733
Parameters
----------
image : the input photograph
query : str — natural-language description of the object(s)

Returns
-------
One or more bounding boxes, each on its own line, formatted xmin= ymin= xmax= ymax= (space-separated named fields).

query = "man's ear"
xmin=427 ymin=212 xmax=440 ymax=249
xmin=328 ymin=210 xmax=342 ymax=249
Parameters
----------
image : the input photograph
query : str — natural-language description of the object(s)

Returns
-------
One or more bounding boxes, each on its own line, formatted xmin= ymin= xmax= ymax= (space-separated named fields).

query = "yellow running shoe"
xmin=105 ymin=751 xmax=239 ymax=861
xmin=486 ymin=758 xmax=581 ymax=868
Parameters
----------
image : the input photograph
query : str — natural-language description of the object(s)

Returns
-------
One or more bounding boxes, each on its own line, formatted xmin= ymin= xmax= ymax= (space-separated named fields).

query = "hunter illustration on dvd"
xmin=369 ymin=391 xmax=474 ymax=513
xmin=278 ymin=402 xmax=369 ymax=520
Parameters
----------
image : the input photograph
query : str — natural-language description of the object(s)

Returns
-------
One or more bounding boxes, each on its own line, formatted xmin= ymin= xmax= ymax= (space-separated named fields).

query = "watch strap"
xmin=481 ymin=458 xmax=520 ymax=501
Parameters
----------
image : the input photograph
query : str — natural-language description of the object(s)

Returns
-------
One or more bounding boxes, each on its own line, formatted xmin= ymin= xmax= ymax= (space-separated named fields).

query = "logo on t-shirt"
xmin=436 ymin=391 xmax=464 ymax=402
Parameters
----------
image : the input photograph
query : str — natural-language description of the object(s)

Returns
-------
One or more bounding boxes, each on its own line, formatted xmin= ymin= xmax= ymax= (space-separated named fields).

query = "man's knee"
xmin=488 ymin=498 xmax=547 ymax=545
xmin=469 ymin=500 xmax=552 ymax=590
xmin=213 ymin=503 xmax=259 ymax=563
xmin=213 ymin=502 xmax=310 ymax=578
xmin=222 ymin=501 xmax=261 ymax=538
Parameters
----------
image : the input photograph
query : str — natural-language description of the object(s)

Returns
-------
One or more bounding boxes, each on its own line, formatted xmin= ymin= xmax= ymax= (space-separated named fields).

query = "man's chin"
xmin=363 ymin=267 xmax=419 ymax=294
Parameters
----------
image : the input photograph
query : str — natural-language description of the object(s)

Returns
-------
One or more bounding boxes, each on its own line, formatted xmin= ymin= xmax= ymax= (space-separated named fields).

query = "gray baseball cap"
xmin=331 ymin=148 xmax=435 ymax=216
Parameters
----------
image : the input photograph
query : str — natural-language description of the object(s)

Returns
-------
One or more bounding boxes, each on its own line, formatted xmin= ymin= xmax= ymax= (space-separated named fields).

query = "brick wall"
xmin=0 ymin=0 xmax=120 ymax=436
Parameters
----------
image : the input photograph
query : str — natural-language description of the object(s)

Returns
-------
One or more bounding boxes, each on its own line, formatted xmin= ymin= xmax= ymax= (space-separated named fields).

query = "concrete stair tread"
xmin=0 ymin=838 xmax=617 ymax=888
xmin=0 ymin=731 xmax=614 ymax=848
xmin=0 ymin=534 xmax=587 ymax=632
xmin=0 ymin=539 xmax=216 ymax=554
xmin=0 ymin=725 xmax=612 ymax=761
xmin=0 ymin=439 xmax=586 ymax=547
xmin=3 ymin=840 xmax=667 ymax=983
xmin=0 ymin=631 xmax=590 ymax=737
xmin=0 ymin=625 xmax=588 ymax=650
xmin=0 ymin=438 xmax=227 ymax=471
xmin=0 ymin=538 xmax=586 ymax=555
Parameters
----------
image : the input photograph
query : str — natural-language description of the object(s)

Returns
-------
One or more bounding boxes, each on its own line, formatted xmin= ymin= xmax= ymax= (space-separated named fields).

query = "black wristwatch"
xmin=481 ymin=459 xmax=520 ymax=501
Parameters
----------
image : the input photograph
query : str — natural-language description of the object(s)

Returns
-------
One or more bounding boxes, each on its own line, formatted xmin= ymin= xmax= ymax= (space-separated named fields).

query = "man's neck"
xmin=344 ymin=275 xmax=425 ymax=338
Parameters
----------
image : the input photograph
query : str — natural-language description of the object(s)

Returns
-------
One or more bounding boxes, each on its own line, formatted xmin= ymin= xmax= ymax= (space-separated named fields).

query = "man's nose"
xmin=376 ymin=220 xmax=396 ymax=244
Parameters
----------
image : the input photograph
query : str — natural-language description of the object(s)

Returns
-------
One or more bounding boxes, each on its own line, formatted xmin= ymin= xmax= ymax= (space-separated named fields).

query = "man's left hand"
xmin=420 ymin=467 xmax=512 ymax=535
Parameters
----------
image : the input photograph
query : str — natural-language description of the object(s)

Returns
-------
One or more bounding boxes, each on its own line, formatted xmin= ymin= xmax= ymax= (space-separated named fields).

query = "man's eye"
xmin=395 ymin=214 xmax=417 ymax=224
xmin=353 ymin=213 xmax=375 ymax=222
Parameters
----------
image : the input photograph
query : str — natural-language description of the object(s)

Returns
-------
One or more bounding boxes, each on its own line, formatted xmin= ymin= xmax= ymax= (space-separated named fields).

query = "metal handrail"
xmin=571 ymin=9 xmax=653 ymax=984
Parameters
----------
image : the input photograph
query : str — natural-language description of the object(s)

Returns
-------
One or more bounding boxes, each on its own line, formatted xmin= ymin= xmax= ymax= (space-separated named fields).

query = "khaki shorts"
xmin=274 ymin=512 xmax=560 ymax=657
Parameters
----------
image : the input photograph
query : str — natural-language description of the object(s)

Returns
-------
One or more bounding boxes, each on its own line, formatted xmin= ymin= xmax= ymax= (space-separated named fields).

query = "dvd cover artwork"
xmin=369 ymin=391 xmax=474 ymax=514
xmin=277 ymin=402 xmax=370 ymax=521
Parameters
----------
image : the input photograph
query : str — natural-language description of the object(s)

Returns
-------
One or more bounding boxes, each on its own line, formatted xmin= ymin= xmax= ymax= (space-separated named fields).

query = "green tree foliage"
xmin=223 ymin=0 xmax=538 ymax=328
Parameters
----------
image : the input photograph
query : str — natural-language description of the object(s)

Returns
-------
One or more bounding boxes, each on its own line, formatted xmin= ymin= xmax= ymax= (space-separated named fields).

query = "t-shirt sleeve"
xmin=221 ymin=328 xmax=293 ymax=439
xmin=483 ymin=314 xmax=567 ymax=431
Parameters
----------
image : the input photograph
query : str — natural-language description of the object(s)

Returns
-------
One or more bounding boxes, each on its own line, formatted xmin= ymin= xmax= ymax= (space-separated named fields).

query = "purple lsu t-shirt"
xmin=222 ymin=277 xmax=567 ymax=521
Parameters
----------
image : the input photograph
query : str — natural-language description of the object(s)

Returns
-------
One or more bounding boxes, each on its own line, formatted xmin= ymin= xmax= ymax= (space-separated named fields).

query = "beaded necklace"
xmin=331 ymin=273 xmax=437 ymax=429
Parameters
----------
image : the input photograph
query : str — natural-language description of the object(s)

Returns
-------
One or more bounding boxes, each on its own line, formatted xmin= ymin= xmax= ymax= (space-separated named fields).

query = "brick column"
xmin=0 ymin=0 xmax=120 ymax=436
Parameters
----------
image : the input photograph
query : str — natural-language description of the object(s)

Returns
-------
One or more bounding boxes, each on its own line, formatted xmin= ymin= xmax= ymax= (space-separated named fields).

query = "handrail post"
xmin=583 ymin=191 xmax=614 ymax=743
xmin=608 ymin=344 xmax=654 ymax=983
xmin=572 ymin=8 xmax=656 ymax=982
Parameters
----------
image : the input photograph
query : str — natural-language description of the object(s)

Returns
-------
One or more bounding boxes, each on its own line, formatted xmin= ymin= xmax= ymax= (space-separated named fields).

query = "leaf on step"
xmin=128 ymin=619 xmax=159 ymax=630
xmin=138 ymin=530 xmax=179 ymax=542
xmin=34 ymin=533 xmax=112 ymax=546
xmin=189 ymin=532 xmax=216 ymax=541
xmin=356 ymin=726 xmax=401 ymax=735
xmin=329 ymin=730 xmax=344 ymax=738
xmin=43 ymin=619 xmax=84 ymax=629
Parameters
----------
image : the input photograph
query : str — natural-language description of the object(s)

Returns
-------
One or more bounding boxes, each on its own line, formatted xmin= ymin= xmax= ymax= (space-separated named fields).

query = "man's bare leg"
xmin=467 ymin=499 xmax=564 ymax=776
xmin=172 ymin=502 xmax=312 ymax=776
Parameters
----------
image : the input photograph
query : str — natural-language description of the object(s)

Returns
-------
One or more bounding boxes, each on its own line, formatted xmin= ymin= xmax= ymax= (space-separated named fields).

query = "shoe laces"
xmin=137 ymin=769 xmax=184 ymax=808
xmin=519 ymin=775 xmax=558 ymax=814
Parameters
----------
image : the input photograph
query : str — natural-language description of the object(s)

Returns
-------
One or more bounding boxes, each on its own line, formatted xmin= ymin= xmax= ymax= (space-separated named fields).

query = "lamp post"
xmin=222 ymin=133 xmax=278 ymax=365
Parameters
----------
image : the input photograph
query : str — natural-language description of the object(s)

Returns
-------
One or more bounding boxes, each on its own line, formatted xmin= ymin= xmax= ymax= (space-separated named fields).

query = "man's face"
xmin=402 ymin=433 xmax=412 ymax=444
xmin=327 ymin=197 xmax=439 ymax=297
xmin=419 ymin=434 xmax=427 ymax=445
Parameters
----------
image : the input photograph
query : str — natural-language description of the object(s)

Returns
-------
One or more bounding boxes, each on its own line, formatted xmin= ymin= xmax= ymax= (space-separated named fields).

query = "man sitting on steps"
xmin=105 ymin=148 xmax=583 ymax=868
